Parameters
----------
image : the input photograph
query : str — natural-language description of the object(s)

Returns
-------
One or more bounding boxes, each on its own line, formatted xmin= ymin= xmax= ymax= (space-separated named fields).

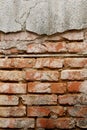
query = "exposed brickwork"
xmin=0 ymin=30 xmax=87 ymax=129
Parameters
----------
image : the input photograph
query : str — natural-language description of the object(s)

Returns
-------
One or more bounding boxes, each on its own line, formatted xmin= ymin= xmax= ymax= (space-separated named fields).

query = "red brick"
xmin=61 ymin=69 xmax=87 ymax=80
xmin=68 ymin=106 xmax=87 ymax=117
xmin=11 ymin=58 xmax=35 ymax=68
xmin=0 ymin=95 xmax=18 ymax=105
xmin=12 ymin=58 xmax=63 ymax=69
xmin=0 ymin=58 xmax=63 ymax=69
xmin=0 ymin=118 xmax=34 ymax=128
xmin=0 ymin=30 xmax=87 ymax=130
xmin=58 ymin=94 xmax=87 ymax=105
xmin=27 ymin=106 xmax=66 ymax=117
xmin=0 ymin=32 xmax=38 ymax=41
xmin=67 ymin=42 xmax=87 ymax=53
xmin=0 ymin=58 xmax=35 ymax=68
xmin=67 ymin=82 xmax=81 ymax=93
xmin=67 ymin=81 xmax=87 ymax=93
xmin=0 ymin=70 xmax=24 ymax=81
xmin=28 ymin=82 xmax=66 ymax=94
xmin=0 ymin=83 xmax=26 ymax=94
xmin=47 ymin=34 xmax=63 ymax=41
xmin=61 ymin=30 xmax=84 ymax=41
xmin=0 ymin=58 xmax=11 ymax=68
xmin=44 ymin=41 xmax=67 ymax=52
xmin=26 ymin=70 xmax=59 ymax=81
xmin=76 ymin=118 xmax=87 ymax=128
xmin=64 ymin=58 xmax=87 ymax=68
xmin=3 ymin=48 xmax=19 ymax=54
xmin=27 ymin=41 xmax=67 ymax=53
xmin=0 ymin=106 xmax=26 ymax=117
xmin=37 ymin=118 xmax=75 ymax=129
xmin=21 ymin=94 xmax=57 ymax=105
xmin=34 ymin=58 xmax=64 ymax=69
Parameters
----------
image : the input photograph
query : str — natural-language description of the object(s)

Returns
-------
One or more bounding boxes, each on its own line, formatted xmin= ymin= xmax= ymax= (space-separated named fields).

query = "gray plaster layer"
xmin=0 ymin=0 xmax=87 ymax=35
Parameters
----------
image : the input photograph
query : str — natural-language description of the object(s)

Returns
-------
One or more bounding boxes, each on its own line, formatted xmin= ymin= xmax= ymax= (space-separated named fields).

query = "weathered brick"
xmin=27 ymin=106 xmax=66 ymax=117
xmin=0 ymin=95 xmax=18 ymax=105
xmin=21 ymin=95 xmax=57 ymax=105
xmin=0 ymin=58 xmax=12 ymax=68
xmin=37 ymin=118 xmax=75 ymax=129
xmin=0 ymin=106 xmax=26 ymax=117
xmin=0 ymin=58 xmax=35 ymax=68
xmin=26 ymin=70 xmax=59 ymax=81
xmin=0 ymin=83 xmax=26 ymax=94
xmin=0 ymin=32 xmax=38 ymax=41
xmin=0 ymin=118 xmax=34 ymax=128
xmin=34 ymin=58 xmax=64 ymax=69
xmin=61 ymin=69 xmax=87 ymax=80
xmin=2 ymin=48 xmax=19 ymax=54
xmin=0 ymin=29 xmax=86 ymax=130
xmin=68 ymin=106 xmax=87 ymax=117
xmin=67 ymin=42 xmax=87 ymax=54
xmin=0 ymin=58 xmax=63 ymax=69
xmin=0 ymin=41 xmax=30 ymax=54
xmin=62 ymin=30 xmax=84 ymax=41
xmin=11 ymin=58 xmax=35 ymax=68
xmin=76 ymin=118 xmax=87 ymax=128
xmin=47 ymin=34 xmax=63 ymax=41
xmin=27 ymin=41 xmax=67 ymax=53
xmin=28 ymin=82 xmax=66 ymax=94
xmin=58 ymin=94 xmax=87 ymax=105
xmin=64 ymin=58 xmax=87 ymax=68
xmin=67 ymin=81 xmax=87 ymax=94
xmin=0 ymin=70 xmax=24 ymax=81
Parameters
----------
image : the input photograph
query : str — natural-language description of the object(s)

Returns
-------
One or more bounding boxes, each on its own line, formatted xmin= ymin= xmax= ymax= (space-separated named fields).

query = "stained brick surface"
xmin=0 ymin=30 xmax=87 ymax=129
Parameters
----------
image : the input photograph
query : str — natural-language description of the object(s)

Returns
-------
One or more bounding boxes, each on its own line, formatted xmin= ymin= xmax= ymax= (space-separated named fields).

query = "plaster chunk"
xmin=0 ymin=0 xmax=87 ymax=35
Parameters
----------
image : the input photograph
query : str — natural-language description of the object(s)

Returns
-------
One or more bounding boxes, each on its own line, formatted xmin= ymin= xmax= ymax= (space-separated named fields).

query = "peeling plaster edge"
xmin=0 ymin=27 xmax=87 ymax=36
xmin=26 ymin=26 xmax=87 ymax=35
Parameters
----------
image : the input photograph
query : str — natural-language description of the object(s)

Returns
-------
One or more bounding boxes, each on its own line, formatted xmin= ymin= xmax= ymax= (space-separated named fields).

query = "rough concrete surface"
xmin=0 ymin=0 xmax=87 ymax=35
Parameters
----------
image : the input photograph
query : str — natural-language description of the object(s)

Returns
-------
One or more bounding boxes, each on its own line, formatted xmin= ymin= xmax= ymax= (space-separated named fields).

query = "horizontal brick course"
xmin=0 ymin=30 xmax=86 ymax=129
xmin=27 ymin=41 xmax=67 ymax=53
xmin=0 ymin=58 xmax=64 ymax=69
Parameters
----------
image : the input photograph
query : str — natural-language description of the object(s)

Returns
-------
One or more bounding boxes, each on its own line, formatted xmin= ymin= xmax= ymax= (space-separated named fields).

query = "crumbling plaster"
xmin=0 ymin=0 xmax=87 ymax=35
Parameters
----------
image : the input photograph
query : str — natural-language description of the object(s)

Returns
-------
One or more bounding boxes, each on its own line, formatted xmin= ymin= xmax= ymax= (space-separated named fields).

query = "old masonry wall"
xmin=0 ymin=29 xmax=87 ymax=130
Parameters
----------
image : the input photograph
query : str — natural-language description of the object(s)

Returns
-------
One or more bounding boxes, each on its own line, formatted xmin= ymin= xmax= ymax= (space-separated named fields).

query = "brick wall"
xmin=0 ymin=30 xmax=87 ymax=130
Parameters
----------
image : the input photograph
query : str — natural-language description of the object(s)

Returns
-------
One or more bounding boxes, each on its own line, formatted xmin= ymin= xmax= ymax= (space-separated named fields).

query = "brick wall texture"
xmin=0 ymin=30 xmax=87 ymax=130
